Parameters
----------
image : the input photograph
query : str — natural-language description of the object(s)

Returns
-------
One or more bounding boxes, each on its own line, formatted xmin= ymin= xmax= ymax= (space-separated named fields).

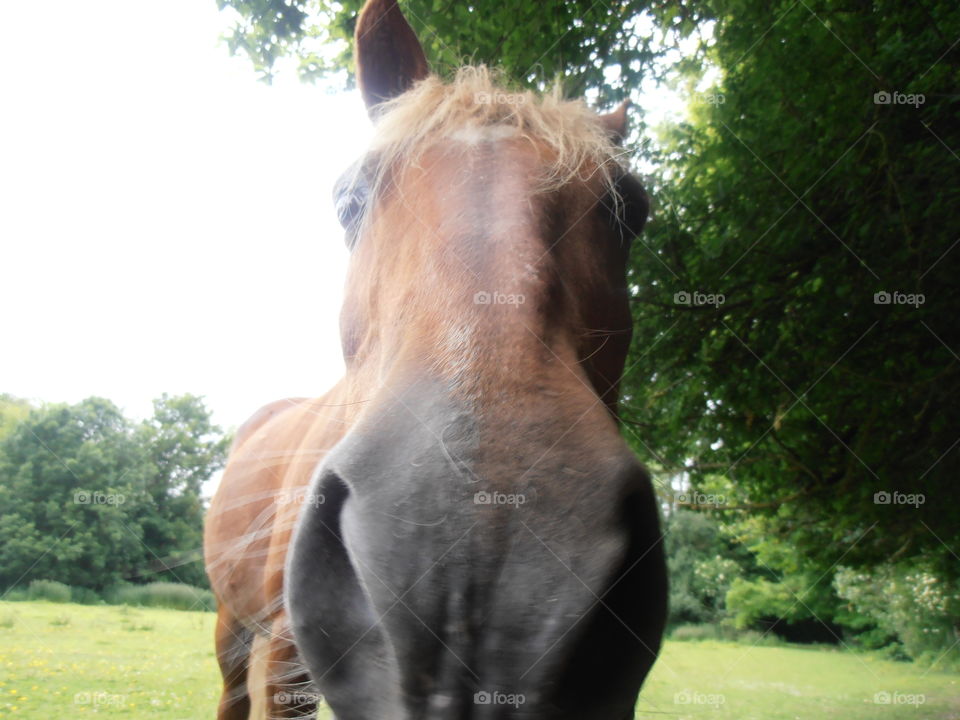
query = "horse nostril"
xmin=540 ymin=469 xmax=666 ymax=718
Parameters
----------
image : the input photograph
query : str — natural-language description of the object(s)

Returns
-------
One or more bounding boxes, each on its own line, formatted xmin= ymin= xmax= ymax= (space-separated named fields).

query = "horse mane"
xmin=356 ymin=65 xmax=624 ymax=212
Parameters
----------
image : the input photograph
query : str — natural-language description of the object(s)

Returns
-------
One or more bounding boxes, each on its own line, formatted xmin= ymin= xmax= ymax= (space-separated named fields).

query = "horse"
xmin=203 ymin=1 xmax=667 ymax=718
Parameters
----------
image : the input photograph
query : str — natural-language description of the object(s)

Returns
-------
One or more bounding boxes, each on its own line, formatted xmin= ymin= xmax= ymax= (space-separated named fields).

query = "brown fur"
xmin=204 ymin=2 xmax=649 ymax=717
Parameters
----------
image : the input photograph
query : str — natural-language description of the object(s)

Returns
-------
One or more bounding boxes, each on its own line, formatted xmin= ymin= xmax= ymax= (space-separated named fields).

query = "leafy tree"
xmin=722 ymin=518 xmax=863 ymax=641
xmin=0 ymin=394 xmax=32 ymax=441
xmin=0 ymin=395 xmax=229 ymax=593
xmin=664 ymin=509 xmax=744 ymax=627
xmin=0 ymin=398 xmax=151 ymax=591
xmin=626 ymin=0 xmax=960 ymax=585
xmin=835 ymin=561 xmax=960 ymax=662
xmin=136 ymin=394 xmax=230 ymax=587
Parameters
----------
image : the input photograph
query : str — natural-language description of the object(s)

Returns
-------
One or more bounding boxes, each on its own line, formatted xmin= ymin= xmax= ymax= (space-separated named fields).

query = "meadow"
xmin=0 ymin=601 xmax=956 ymax=719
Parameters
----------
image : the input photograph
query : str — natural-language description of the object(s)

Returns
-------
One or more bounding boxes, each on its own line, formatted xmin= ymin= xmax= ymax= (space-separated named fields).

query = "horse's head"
xmin=287 ymin=1 xmax=666 ymax=717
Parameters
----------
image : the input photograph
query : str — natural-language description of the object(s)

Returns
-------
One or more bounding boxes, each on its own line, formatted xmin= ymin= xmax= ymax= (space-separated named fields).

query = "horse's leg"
xmin=214 ymin=609 xmax=253 ymax=720
xmin=264 ymin=618 xmax=318 ymax=718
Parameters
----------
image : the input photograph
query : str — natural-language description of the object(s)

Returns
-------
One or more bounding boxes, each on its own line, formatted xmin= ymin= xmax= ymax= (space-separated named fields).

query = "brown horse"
xmin=203 ymin=1 xmax=666 ymax=718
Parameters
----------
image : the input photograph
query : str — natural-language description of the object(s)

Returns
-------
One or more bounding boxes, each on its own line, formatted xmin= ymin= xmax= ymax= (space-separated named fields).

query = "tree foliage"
xmin=217 ymin=0 xmax=688 ymax=101
xmin=0 ymin=396 xmax=229 ymax=592
xmin=0 ymin=394 xmax=31 ymax=441
xmin=137 ymin=394 xmax=231 ymax=587
xmin=835 ymin=561 xmax=960 ymax=661
xmin=626 ymin=0 xmax=960 ymax=581
xmin=664 ymin=509 xmax=744 ymax=627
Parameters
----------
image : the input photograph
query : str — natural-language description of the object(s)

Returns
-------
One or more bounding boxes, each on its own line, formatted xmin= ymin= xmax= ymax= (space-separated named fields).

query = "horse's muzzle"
xmin=285 ymin=376 xmax=667 ymax=719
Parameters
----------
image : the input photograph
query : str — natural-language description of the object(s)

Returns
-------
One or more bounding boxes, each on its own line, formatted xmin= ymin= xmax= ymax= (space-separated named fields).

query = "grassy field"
xmin=0 ymin=601 xmax=956 ymax=719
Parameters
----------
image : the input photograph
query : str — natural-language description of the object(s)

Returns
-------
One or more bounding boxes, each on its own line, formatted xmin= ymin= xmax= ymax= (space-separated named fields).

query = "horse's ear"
xmin=597 ymin=100 xmax=631 ymax=144
xmin=355 ymin=0 xmax=429 ymax=118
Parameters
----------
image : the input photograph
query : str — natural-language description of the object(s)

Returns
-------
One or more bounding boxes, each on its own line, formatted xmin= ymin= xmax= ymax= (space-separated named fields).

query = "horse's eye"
xmin=607 ymin=172 xmax=649 ymax=242
xmin=335 ymin=190 xmax=364 ymax=231
xmin=332 ymin=159 xmax=369 ymax=247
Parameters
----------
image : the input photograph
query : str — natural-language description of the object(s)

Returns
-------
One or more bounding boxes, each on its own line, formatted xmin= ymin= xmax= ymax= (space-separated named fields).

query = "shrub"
xmin=835 ymin=563 xmax=960 ymax=665
xmin=107 ymin=582 xmax=216 ymax=612
xmin=669 ymin=623 xmax=784 ymax=646
xmin=734 ymin=629 xmax=784 ymax=647
xmin=670 ymin=624 xmax=723 ymax=641
xmin=70 ymin=586 xmax=103 ymax=605
xmin=26 ymin=579 xmax=72 ymax=603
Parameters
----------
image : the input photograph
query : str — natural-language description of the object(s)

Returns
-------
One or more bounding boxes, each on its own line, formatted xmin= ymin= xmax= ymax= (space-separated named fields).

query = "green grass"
xmin=0 ymin=601 xmax=956 ymax=719
xmin=639 ymin=639 xmax=959 ymax=719
xmin=0 ymin=601 xmax=222 ymax=719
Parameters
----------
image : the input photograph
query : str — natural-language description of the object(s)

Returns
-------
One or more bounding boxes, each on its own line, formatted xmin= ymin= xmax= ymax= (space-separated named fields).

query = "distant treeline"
xmin=5 ymin=578 xmax=216 ymax=612
xmin=0 ymin=393 xmax=230 ymax=594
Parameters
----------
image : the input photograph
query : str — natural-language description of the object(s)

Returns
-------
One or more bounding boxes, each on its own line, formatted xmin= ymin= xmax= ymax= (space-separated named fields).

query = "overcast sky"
xmin=0 ymin=0 xmax=686 ymax=432
xmin=1 ymin=0 xmax=371 ymax=430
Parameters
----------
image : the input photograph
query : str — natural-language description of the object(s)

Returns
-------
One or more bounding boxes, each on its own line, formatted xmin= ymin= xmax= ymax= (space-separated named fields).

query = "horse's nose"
xmin=460 ymin=455 xmax=667 ymax=719
xmin=286 ymin=387 xmax=666 ymax=719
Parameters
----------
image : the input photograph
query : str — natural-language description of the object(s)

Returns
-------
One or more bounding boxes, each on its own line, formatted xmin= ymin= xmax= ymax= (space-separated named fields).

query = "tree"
xmin=136 ymin=394 xmax=231 ymax=587
xmin=0 ymin=395 xmax=229 ymax=592
xmin=835 ymin=561 xmax=960 ymax=661
xmin=0 ymin=394 xmax=32 ymax=441
xmin=0 ymin=398 xmax=152 ymax=591
xmin=663 ymin=509 xmax=744 ymax=627
xmin=624 ymin=0 xmax=960 ymax=581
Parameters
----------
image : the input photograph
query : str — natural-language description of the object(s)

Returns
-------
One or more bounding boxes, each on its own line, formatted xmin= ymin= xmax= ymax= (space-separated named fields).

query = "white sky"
xmin=1 ymin=0 xmax=369 ymax=430
xmin=0 ymin=0 xmax=690 ymax=432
